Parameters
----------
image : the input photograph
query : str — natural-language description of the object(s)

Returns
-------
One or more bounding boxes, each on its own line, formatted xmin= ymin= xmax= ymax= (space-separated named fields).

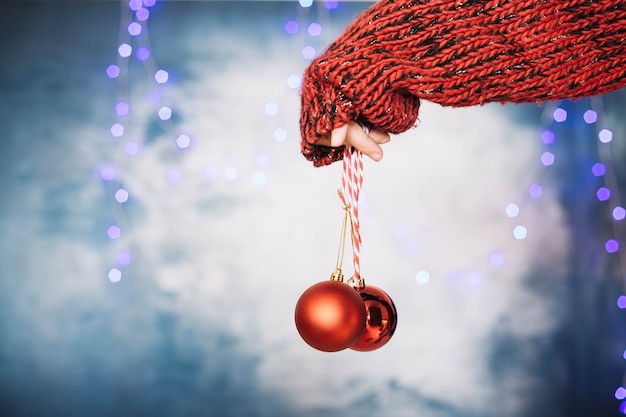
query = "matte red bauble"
xmin=294 ymin=280 xmax=366 ymax=352
xmin=350 ymin=285 xmax=397 ymax=352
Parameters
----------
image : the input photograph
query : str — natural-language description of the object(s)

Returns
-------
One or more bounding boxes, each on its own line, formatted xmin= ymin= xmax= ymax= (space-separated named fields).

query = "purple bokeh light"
xmin=136 ymin=46 xmax=150 ymax=61
xmin=583 ymin=109 xmax=598 ymax=124
xmin=129 ymin=0 xmax=142 ymax=11
xmin=307 ymin=22 xmax=322 ymax=37
xmin=617 ymin=295 xmax=626 ymax=309
xmin=110 ymin=123 xmax=125 ymax=138
xmin=489 ymin=251 xmax=505 ymax=267
xmin=616 ymin=387 xmax=626 ymax=400
xmin=106 ymin=64 xmax=120 ymax=78
xmin=324 ymin=0 xmax=339 ymax=9
xmin=117 ymin=251 xmax=132 ymax=266
xmin=606 ymin=239 xmax=619 ymax=253
xmin=136 ymin=7 xmax=150 ymax=21
xmin=613 ymin=206 xmax=626 ymax=221
xmin=540 ymin=129 xmax=555 ymax=145
xmin=128 ymin=22 xmax=142 ymax=36
xmin=107 ymin=225 xmax=121 ymax=240
xmin=596 ymin=187 xmax=611 ymax=202
xmin=176 ymin=134 xmax=191 ymax=149
xmin=154 ymin=69 xmax=169 ymax=84
xmin=124 ymin=141 xmax=139 ymax=156
xmin=553 ymin=107 xmax=567 ymax=122
xmin=114 ymin=188 xmax=129 ymax=203
xmin=529 ymin=184 xmax=542 ymax=198
xmin=591 ymin=162 xmax=606 ymax=177
xmin=118 ymin=43 xmax=132 ymax=58
xmin=540 ymin=151 xmax=555 ymax=166
xmin=599 ymin=128 xmax=613 ymax=143
xmin=157 ymin=106 xmax=172 ymax=120
xmin=100 ymin=167 xmax=115 ymax=181
xmin=115 ymin=101 xmax=129 ymax=116
xmin=284 ymin=20 xmax=298 ymax=34
xmin=301 ymin=45 xmax=316 ymax=60
xmin=143 ymin=0 xmax=156 ymax=7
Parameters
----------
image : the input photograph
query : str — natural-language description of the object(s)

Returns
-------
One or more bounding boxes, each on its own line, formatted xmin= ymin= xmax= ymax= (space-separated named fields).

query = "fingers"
xmin=315 ymin=122 xmax=389 ymax=162
xmin=345 ymin=123 xmax=383 ymax=162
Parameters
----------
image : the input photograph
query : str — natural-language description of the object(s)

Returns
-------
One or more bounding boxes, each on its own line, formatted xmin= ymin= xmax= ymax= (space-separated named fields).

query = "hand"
xmin=316 ymin=121 xmax=390 ymax=162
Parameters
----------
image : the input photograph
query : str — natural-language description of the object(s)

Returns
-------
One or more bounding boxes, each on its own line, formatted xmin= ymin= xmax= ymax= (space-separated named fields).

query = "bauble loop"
xmin=294 ymin=280 xmax=366 ymax=352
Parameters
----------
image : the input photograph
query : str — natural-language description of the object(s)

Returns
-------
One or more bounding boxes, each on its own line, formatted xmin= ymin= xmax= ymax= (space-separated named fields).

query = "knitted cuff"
xmin=299 ymin=54 xmax=421 ymax=166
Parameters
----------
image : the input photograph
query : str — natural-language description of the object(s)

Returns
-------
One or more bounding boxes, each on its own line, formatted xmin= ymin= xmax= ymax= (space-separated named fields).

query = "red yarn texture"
xmin=300 ymin=0 xmax=626 ymax=166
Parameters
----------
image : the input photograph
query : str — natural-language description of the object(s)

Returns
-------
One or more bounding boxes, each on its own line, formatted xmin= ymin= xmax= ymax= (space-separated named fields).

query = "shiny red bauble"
xmin=294 ymin=280 xmax=366 ymax=352
xmin=350 ymin=285 xmax=397 ymax=352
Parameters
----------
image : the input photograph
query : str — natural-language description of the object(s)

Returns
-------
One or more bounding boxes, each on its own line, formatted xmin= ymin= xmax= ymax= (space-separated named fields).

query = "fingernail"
xmin=371 ymin=152 xmax=382 ymax=161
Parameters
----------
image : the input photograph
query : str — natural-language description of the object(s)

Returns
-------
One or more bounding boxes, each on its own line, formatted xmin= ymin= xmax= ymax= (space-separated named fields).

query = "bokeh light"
xmin=307 ymin=22 xmax=322 ymax=37
xmin=100 ymin=166 xmax=115 ymax=181
xmin=616 ymin=387 xmax=626 ymax=400
xmin=136 ymin=7 xmax=150 ymax=21
xmin=118 ymin=43 xmax=132 ymax=57
xmin=599 ymin=128 xmax=613 ymax=143
xmin=157 ymin=106 xmax=172 ymax=120
xmin=224 ymin=166 xmax=238 ymax=181
xmin=176 ymin=134 xmax=191 ymax=149
xmin=108 ymin=268 xmax=122 ymax=283
xmin=115 ymin=101 xmax=129 ymax=116
xmin=106 ymin=64 xmax=120 ymax=78
xmin=605 ymin=239 xmax=619 ymax=254
xmin=273 ymin=127 xmax=287 ymax=142
xmin=415 ymin=270 xmax=430 ymax=285
xmin=298 ymin=0 xmax=313 ymax=7
xmin=252 ymin=171 xmax=267 ymax=186
xmin=136 ymin=47 xmax=150 ymax=61
xmin=617 ymin=295 xmax=626 ymax=309
xmin=613 ymin=206 xmax=626 ymax=221
xmin=286 ymin=74 xmax=301 ymax=89
xmin=541 ymin=151 xmax=555 ymax=166
xmin=591 ymin=162 xmax=606 ymax=177
xmin=505 ymin=203 xmax=520 ymax=218
xmin=110 ymin=123 xmax=125 ymax=138
xmin=124 ymin=141 xmax=139 ymax=156
xmin=552 ymin=107 xmax=567 ymax=122
xmin=129 ymin=0 xmax=142 ymax=11
xmin=301 ymin=45 xmax=316 ymax=60
xmin=513 ymin=225 xmax=528 ymax=240
xmin=597 ymin=187 xmax=611 ymax=202
xmin=154 ymin=69 xmax=169 ymax=84
xmin=529 ymin=184 xmax=543 ymax=198
xmin=489 ymin=251 xmax=505 ymax=267
xmin=114 ymin=188 xmax=129 ymax=203
xmin=583 ymin=109 xmax=598 ymax=124
xmin=264 ymin=102 xmax=279 ymax=116
xmin=107 ymin=225 xmax=121 ymax=240
xmin=117 ymin=251 xmax=132 ymax=266
xmin=540 ymin=129 xmax=555 ymax=145
xmin=128 ymin=22 xmax=142 ymax=36
xmin=324 ymin=0 xmax=339 ymax=9
xmin=284 ymin=20 xmax=298 ymax=34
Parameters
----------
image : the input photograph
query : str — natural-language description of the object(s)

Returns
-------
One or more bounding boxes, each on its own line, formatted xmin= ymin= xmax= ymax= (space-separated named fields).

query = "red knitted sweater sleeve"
xmin=300 ymin=0 xmax=626 ymax=166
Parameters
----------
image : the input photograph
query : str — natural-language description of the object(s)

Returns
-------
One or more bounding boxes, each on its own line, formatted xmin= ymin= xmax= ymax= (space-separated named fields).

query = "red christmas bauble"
xmin=294 ymin=280 xmax=366 ymax=352
xmin=350 ymin=285 xmax=397 ymax=352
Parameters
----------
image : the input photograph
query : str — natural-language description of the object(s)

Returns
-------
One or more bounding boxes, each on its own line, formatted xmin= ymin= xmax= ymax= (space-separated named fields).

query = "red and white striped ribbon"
xmin=341 ymin=145 xmax=364 ymax=280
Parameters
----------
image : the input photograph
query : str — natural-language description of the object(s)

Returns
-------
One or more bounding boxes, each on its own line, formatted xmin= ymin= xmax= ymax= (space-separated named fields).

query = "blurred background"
xmin=1 ymin=1 xmax=625 ymax=416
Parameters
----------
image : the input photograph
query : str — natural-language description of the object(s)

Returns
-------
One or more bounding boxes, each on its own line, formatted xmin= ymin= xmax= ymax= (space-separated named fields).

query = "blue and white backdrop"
xmin=1 ymin=1 xmax=625 ymax=416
